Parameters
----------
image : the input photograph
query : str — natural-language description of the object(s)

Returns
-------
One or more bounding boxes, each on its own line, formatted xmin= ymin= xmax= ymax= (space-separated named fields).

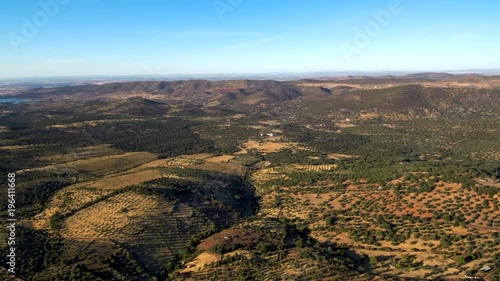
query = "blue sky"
xmin=1 ymin=0 xmax=499 ymax=78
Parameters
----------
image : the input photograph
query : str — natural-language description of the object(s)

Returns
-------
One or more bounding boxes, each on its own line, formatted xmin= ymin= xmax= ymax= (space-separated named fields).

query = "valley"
xmin=0 ymin=74 xmax=499 ymax=280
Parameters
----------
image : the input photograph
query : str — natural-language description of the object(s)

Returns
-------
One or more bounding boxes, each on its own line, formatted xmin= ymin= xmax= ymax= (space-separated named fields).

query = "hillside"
xmin=10 ymin=76 xmax=499 ymax=120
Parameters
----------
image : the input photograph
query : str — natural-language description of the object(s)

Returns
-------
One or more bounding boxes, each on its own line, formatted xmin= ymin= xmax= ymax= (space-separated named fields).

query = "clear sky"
xmin=1 ymin=0 xmax=499 ymax=78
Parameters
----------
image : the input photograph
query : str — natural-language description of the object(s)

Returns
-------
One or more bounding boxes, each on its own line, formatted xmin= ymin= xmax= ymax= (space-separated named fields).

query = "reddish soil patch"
xmin=198 ymin=229 xmax=249 ymax=251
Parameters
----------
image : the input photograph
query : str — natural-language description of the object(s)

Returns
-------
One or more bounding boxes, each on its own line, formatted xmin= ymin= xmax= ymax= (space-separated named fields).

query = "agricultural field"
xmin=0 ymin=77 xmax=499 ymax=280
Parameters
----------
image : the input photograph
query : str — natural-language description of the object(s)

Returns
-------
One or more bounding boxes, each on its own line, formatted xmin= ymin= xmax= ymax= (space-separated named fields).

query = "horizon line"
xmin=1 ymin=69 xmax=500 ymax=81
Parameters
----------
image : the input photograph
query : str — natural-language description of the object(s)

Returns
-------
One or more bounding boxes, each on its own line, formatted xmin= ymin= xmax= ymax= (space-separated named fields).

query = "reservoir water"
xmin=0 ymin=98 xmax=38 ymax=104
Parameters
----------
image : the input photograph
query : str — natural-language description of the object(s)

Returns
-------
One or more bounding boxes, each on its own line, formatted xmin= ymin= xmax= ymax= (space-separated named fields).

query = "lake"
xmin=0 ymin=98 xmax=38 ymax=104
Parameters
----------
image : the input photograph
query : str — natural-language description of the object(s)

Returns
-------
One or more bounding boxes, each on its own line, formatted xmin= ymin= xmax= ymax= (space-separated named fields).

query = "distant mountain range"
xmin=6 ymin=74 xmax=499 ymax=120
xmin=1 ymin=70 xmax=500 ymax=89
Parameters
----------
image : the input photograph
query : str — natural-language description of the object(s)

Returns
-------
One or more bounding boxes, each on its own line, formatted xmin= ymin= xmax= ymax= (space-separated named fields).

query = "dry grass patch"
xmin=237 ymin=140 xmax=299 ymax=154
xmin=358 ymin=112 xmax=380 ymax=120
xmin=327 ymin=153 xmax=357 ymax=160
xmin=450 ymin=226 xmax=469 ymax=235
xmin=20 ymin=152 xmax=157 ymax=176
xmin=180 ymin=153 xmax=213 ymax=160
xmin=65 ymin=152 xmax=157 ymax=175
xmin=85 ymin=169 xmax=163 ymax=190
xmin=205 ymin=155 xmax=234 ymax=163
xmin=179 ymin=252 xmax=220 ymax=273
xmin=131 ymin=159 xmax=169 ymax=170
xmin=335 ymin=122 xmax=356 ymax=129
